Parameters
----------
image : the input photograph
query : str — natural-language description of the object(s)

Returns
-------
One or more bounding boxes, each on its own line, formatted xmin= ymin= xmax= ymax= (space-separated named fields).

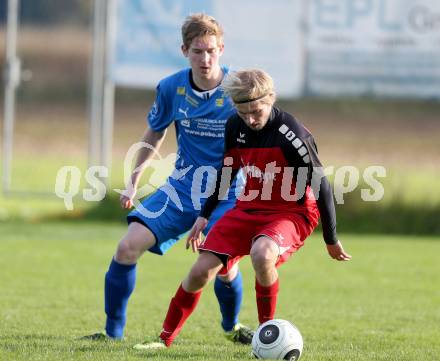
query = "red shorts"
xmin=199 ymin=207 xmax=317 ymax=275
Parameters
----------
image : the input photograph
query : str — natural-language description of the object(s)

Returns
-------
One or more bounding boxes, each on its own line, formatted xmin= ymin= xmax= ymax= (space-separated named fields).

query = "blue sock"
xmin=104 ymin=258 xmax=136 ymax=338
xmin=214 ymin=270 xmax=243 ymax=332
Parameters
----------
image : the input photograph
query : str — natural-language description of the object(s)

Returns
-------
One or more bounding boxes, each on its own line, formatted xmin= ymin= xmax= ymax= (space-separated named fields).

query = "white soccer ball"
xmin=252 ymin=319 xmax=303 ymax=360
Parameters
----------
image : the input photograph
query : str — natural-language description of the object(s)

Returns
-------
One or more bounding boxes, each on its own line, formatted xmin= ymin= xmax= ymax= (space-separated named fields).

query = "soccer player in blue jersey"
xmin=83 ymin=13 xmax=253 ymax=345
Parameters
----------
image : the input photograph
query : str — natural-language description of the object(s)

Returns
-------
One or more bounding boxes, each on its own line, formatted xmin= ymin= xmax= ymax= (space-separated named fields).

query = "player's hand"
xmin=186 ymin=217 xmax=208 ymax=253
xmin=120 ymin=186 xmax=137 ymax=209
xmin=326 ymin=240 xmax=352 ymax=261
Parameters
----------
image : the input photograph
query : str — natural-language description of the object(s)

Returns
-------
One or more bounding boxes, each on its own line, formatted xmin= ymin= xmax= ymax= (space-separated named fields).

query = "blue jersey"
xmin=128 ymin=67 xmax=241 ymax=254
xmin=147 ymin=67 xmax=238 ymax=194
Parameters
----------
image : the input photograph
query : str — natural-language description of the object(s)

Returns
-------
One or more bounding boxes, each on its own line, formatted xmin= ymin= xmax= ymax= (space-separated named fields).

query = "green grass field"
xmin=1 ymin=26 xmax=439 ymax=361
xmin=0 ymin=221 xmax=439 ymax=361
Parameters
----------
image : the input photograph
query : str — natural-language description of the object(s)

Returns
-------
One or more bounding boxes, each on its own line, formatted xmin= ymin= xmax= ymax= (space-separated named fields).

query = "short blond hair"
xmin=181 ymin=13 xmax=224 ymax=49
xmin=221 ymin=69 xmax=276 ymax=105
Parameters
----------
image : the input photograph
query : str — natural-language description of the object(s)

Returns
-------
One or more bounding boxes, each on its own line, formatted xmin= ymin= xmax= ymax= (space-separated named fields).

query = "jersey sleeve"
xmin=303 ymin=135 xmax=338 ymax=245
xmin=147 ymin=83 xmax=174 ymax=131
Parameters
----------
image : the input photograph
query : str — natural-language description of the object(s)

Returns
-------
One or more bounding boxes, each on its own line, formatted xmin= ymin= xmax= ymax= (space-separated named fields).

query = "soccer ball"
xmin=252 ymin=319 xmax=303 ymax=360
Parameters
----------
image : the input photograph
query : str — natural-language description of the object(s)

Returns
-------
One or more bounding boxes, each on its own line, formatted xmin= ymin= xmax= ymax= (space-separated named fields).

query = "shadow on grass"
xmin=0 ymin=334 xmax=252 ymax=360
xmin=0 ymin=334 xmax=65 ymax=342
xmin=0 ymin=333 xmax=127 ymax=353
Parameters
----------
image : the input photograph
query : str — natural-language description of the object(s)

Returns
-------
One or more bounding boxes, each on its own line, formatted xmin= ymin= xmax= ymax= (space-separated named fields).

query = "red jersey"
xmin=201 ymin=106 xmax=338 ymax=244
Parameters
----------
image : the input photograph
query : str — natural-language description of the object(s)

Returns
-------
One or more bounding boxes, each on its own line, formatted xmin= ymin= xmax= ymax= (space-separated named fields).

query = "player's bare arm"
xmin=186 ymin=217 xmax=208 ymax=252
xmin=120 ymin=127 xmax=167 ymax=209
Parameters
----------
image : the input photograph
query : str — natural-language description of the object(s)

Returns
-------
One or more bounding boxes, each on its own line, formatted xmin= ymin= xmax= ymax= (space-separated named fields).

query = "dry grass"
xmin=5 ymin=99 xmax=439 ymax=171
xmin=285 ymin=99 xmax=440 ymax=169
xmin=1 ymin=27 xmax=439 ymax=195
xmin=0 ymin=27 xmax=91 ymax=99
xmin=1 ymin=27 xmax=439 ymax=167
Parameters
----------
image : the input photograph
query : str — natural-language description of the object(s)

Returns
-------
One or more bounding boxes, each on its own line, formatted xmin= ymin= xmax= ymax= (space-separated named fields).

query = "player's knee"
xmin=250 ymin=240 xmax=278 ymax=271
xmin=114 ymin=224 xmax=156 ymax=264
xmin=115 ymin=239 xmax=141 ymax=264
xmin=188 ymin=263 xmax=212 ymax=288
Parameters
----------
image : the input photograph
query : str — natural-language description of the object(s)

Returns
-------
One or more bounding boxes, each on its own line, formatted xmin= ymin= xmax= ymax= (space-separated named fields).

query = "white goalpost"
xmin=2 ymin=0 xmax=20 ymax=194
xmin=88 ymin=0 xmax=116 ymax=188
xmin=2 ymin=0 xmax=116 ymax=194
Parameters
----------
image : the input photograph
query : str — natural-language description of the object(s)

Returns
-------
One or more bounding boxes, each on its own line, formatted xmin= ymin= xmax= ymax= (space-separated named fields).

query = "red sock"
xmin=255 ymin=278 xmax=279 ymax=324
xmin=159 ymin=284 xmax=202 ymax=346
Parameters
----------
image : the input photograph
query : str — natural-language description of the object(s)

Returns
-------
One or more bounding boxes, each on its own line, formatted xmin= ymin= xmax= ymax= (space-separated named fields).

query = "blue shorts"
xmin=127 ymin=183 xmax=237 ymax=255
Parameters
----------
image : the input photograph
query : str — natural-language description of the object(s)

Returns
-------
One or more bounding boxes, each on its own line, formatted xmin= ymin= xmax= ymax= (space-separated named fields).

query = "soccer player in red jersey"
xmin=142 ymin=69 xmax=351 ymax=349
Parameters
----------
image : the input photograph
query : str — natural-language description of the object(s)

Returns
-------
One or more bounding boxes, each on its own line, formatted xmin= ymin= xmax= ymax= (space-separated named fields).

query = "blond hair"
xmin=181 ymin=13 xmax=224 ymax=49
xmin=221 ymin=69 xmax=276 ymax=105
